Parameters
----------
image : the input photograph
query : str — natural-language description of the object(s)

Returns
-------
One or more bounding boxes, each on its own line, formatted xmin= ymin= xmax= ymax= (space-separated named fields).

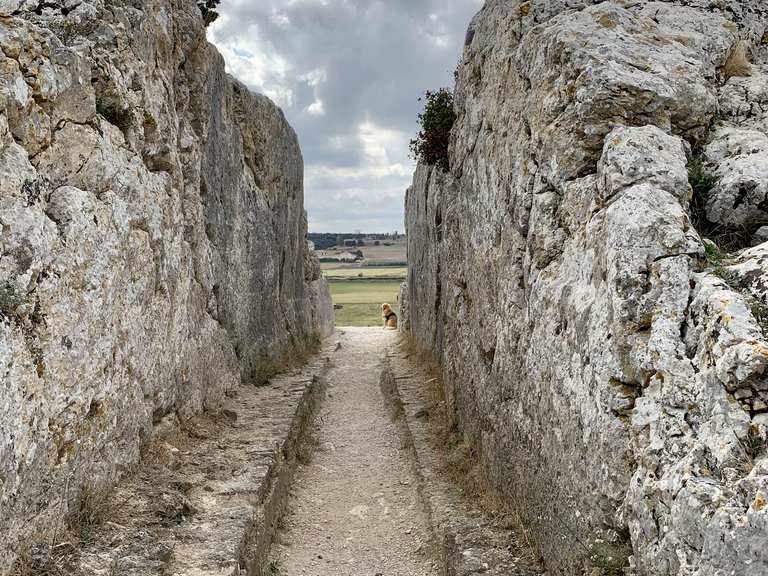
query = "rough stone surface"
xmin=397 ymin=281 xmax=410 ymax=334
xmin=0 ymin=1 xmax=332 ymax=569
xmin=306 ymin=242 xmax=335 ymax=338
xmin=405 ymin=2 xmax=768 ymax=575
xmin=730 ymin=244 xmax=768 ymax=305
xmin=703 ymin=67 xmax=768 ymax=229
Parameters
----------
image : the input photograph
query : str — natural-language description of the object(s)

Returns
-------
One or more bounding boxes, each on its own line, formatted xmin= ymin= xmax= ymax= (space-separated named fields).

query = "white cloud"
xmin=301 ymin=68 xmax=327 ymax=115
xmin=300 ymin=68 xmax=327 ymax=86
xmin=358 ymin=120 xmax=409 ymax=165
xmin=306 ymin=162 xmax=412 ymax=184
xmin=306 ymin=100 xmax=325 ymax=115
xmin=208 ymin=21 xmax=295 ymax=107
xmin=271 ymin=12 xmax=291 ymax=28
xmin=209 ymin=0 xmax=483 ymax=232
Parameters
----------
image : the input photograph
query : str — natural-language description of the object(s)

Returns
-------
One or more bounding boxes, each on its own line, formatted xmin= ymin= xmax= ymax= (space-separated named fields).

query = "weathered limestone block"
xmin=730 ymin=243 xmax=768 ymax=305
xmin=598 ymin=126 xmax=692 ymax=203
xmin=703 ymin=67 xmax=768 ymax=229
xmin=0 ymin=0 xmax=332 ymax=569
xmin=309 ymin=277 xmax=335 ymax=339
xmin=406 ymin=2 xmax=768 ymax=575
xmin=718 ymin=65 xmax=768 ymax=128
xmin=397 ymin=281 xmax=410 ymax=334
xmin=404 ymin=166 xmax=456 ymax=354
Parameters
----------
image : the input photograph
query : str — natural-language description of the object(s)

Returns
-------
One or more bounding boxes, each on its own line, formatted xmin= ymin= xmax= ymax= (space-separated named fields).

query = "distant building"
xmin=337 ymin=251 xmax=360 ymax=262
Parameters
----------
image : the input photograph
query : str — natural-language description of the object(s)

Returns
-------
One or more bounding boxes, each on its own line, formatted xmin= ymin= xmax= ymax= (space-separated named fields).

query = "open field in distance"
xmin=356 ymin=243 xmax=406 ymax=262
xmin=323 ymin=267 xmax=407 ymax=280
xmin=317 ymin=240 xmax=406 ymax=267
xmin=329 ymin=279 xmax=403 ymax=327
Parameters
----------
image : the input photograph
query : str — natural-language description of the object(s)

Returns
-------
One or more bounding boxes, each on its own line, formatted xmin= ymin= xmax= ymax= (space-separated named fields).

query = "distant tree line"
xmin=308 ymin=232 xmax=403 ymax=250
xmin=308 ymin=233 xmax=365 ymax=250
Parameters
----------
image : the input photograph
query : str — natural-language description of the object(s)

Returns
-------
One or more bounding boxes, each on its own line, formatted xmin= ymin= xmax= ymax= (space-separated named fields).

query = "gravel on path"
xmin=270 ymin=327 xmax=439 ymax=576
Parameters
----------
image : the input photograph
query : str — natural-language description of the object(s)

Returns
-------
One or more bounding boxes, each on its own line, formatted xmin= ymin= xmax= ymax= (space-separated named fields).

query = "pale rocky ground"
xmin=269 ymin=328 xmax=439 ymax=576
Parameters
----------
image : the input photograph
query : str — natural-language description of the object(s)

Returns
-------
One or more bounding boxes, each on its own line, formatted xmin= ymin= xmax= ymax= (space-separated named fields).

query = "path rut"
xmin=270 ymin=327 xmax=438 ymax=576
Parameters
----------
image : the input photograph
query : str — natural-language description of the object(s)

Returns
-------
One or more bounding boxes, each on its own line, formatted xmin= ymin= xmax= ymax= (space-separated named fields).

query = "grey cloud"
xmin=210 ymin=0 xmax=482 ymax=232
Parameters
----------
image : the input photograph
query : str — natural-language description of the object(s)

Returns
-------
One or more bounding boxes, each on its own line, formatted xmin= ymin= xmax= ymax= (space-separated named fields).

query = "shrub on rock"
xmin=197 ymin=0 xmax=221 ymax=27
xmin=409 ymin=89 xmax=455 ymax=172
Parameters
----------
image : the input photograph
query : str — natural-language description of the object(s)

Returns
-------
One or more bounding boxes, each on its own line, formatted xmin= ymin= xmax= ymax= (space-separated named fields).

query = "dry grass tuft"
xmin=249 ymin=333 xmax=322 ymax=386
xmin=398 ymin=334 xmax=441 ymax=380
xmin=11 ymin=551 xmax=53 ymax=576
xmin=67 ymin=483 xmax=110 ymax=544
xmin=10 ymin=542 xmax=77 ymax=576
xmin=722 ymin=40 xmax=752 ymax=78
xmin=399 ymin=335 xmax=487 ymax=501
xmin=397 ymin=334 xmax=540 ymax=565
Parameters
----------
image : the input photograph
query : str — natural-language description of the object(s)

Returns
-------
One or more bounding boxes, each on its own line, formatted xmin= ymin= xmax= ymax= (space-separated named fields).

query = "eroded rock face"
xmin=702 ymin=67 xmax=768 ymax=235
xmin=0 ymin=0 xmax=332 ymax=568
xmin=405 ymin=2 xmax=768 ymax=574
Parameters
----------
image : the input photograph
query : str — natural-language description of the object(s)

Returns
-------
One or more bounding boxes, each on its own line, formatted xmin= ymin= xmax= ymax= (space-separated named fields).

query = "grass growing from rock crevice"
xmin=397 ymin=334 xmax=541 ymax=565
xmin=248 ymin=333 xmax=322 ymax=386
xmin=588 ymin=539 xmax=633 ymax=576
xmin=66 ymin=483 xmax=111 ymax=545
xmin=10 ymin=544 xmax=71 ymax=576
xmin=745 ymin=425 xmax=768 ymax=460
xmin=689 ymin=156 xmax=721 ymax=244
xmin=689 ymin=155 xmax=718 ymax=202
xmin=712 ymin=265 xmax=741 ymax=289
xmin=268 ymin=559 xmax=282 ymax=575
xmin=704 ymin=241 xmax=727 ymax=266
xmin=399 ymin=334 xmax=493 ymax=505
xmin=721 ymin=40 xmax=752 ymax=79
xmin=749 ymin=299 xmax=768 ymax=335
xmin=10 ymin=482 xmax=113 ymax=576
xmin=689 ymin=157 xmax=759 ymax=252
xmin=96 ymin=99 xmax=133 ymax=132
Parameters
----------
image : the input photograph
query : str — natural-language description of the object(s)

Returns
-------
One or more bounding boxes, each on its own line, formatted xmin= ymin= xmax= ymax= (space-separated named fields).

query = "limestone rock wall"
xmin=0 ymin=0 xmax=332 ymax=568
xmin=405 ymin=1 xmax=768 ymax=574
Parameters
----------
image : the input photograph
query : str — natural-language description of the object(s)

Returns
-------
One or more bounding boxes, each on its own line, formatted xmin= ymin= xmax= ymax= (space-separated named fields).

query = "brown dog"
xmin=381 ymin=303 xmax=398 ymax=330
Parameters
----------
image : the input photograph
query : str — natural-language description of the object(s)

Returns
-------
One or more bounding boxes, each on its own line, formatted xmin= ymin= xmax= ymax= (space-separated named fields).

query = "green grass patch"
xmin=588 ymin=539 xmax=632 ymax=576
xmin=96 ymin=99 xmax=133 ymax=132
xmin=333 ymin=303 xmax=387 ymax=327
xmin=704 ymin=241 xmax=728 ymax=266
xmin=330 ymin=280 xmax=401 ymax=327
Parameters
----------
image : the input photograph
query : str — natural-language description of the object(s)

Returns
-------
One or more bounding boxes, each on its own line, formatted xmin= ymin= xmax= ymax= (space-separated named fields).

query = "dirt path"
xmin=270 ymin=327 xmax=438 ymax=576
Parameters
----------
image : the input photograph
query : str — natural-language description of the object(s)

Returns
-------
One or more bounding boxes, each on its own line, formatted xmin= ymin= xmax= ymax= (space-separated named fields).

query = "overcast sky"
xmin=209 ymin=0 xmax=482 ymax=233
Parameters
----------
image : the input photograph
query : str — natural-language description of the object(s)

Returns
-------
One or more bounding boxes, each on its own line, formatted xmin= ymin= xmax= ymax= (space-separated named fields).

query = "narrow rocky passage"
xmin=270 ymin=327 xmax=439 ymax=576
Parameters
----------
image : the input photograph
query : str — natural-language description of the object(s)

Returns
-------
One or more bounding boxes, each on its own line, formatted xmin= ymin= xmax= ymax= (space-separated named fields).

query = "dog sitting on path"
xmin=381 ymin=303 xmax=398 ymax=330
